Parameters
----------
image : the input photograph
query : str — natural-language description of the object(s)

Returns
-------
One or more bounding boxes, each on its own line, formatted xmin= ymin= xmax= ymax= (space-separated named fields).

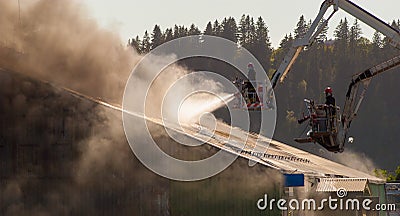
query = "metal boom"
xmin=271 ymin=0 xmax=400 ymax=88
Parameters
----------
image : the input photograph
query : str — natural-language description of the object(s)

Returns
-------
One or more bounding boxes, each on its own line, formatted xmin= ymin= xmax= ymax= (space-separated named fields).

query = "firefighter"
xmin=324 ymin=86 xmax=336 ymax=129
xmin=247 ymin=63 xmax=256 ymax=82
xmin=246 ymin=63 xmax=257 ymax=103
xmin=324 ymin=87 xmax=335 ymax=106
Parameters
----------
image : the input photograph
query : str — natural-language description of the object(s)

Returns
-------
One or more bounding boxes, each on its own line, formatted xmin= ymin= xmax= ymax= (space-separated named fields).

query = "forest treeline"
xmin=128 ymin=15 xmax=399 ymax=75
xmin=128 ymin=15 xmax=400 ymax=170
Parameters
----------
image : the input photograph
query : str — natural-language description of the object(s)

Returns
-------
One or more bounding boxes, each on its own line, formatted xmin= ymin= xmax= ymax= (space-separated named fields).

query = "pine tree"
xmin=391 ymin=20 xmax=400 ymax=30
xmin=238 ymin=14 xmax=247 ymax=46
xmin=221 ymin=17 xmax=238 ymax=42
xmin=255 ymin=18 xmax=264 ymax=35
xmin=349 ymin=19 xmax=362 ymax=42
xmin=238 ymin=15 xmax=256 ymax=49
xmin=273 ymin=33 xmax=293 ymax=70
xmin=253 ymin=16 xmax=272 ymax=69
xmin=349 ymin=19 xmax=362 ymax=55
xmin=334 ymin=18 xmax=349 ymax=41
xmin=141 ymin=31 xmax=151 ymax=53
xmin=212 ymin=20 xmax=222 ymax=36
xmin=188 ymin=24 xmax=200 ymax=35
xmin=248 ymin=17 xmax=256 ymax=48
xmin=334 ymin=18 xmax=349 ymax=55
xmin=130 ymin=35 xmax=141 ymax=54
xmin=398 ymin=19 xmax=400 ymax=30
xmin=204 ymin=22 xmax=213 ymax=35
xmin=279 ymin=34 xmax=293 ymax=49
xmin=294 ymin=15 xmax=308 ymax=39
xmin=164 ymin=28 xmax=174 ymax=42
xmin=316 ymin=19 xmax=329 ymax=44
xmin=181 ymin=26 xmax=189 ymax=37
xmin=151 ymin=25 xmax=164 ymax=49
xmin=173 ymin=25 xmax=180 ymax=39
xmin=372 ymin=31 xmax=383 ymax=49
xmin=173 ymin=25 xmax=188 ymax=38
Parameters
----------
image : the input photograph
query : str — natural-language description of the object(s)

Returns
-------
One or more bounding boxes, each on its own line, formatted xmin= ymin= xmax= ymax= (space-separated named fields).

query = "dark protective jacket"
xmin=248 ymin=68 xmax=256 ymax=82
xmin=325 ymin=95 xmax=335 ymax=106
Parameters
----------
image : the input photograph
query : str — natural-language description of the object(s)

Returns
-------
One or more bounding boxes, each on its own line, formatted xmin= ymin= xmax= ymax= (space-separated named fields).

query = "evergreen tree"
xmin=334 ymin=18 xmax=349 ymax=42
xmin=391 ymin=20 xmax=400 ymax=30
xmin=221 ymin=17 xmax=238 ymax=42
xmin=151 ymin=25 xmax=164 ymax=49
xmin=273 ymin=33 xmax=293 ymax=71
xmin=398 ymin=19 xmax=400 ymax=30
xmin=248 ymin=17 xmax=256 ymax=48
xmin=254 ymin=16 xmax=269 ymax=44
xmin=238 ymin=14 xmax=247 ymax=46
xmin=334 ymin=18 xmax=349 ymax=54
xmin=173 ymin=25 xmax=180 ymax=39
xmin=182 ymin=26 xmax=189 ymax=36
xmin=188 ymin=24 xmax=201 ymax=35
xmin=279 ymin=33 xmax=293 ymax=49
xmin=141 ymin=31 xmax=151 ymax=53
xmin=349 ymin=20 xmax=362 ymax=42
xmin=372 ymin=31 xmax=383 ymax=49
xmin=316 ymin=19 xmax=329 ymax=44
xmin=130 ymin=35 xmax=141 ymax=54
xmin=164 ymin=28 xmax=174 ymax=42
xmin=204 ymin=22 xmax=213 ymax=35
xmin=253 ymin=16 xmax=272 ymax=69
xmin=349 ymin=19 xmax=362 ymax=54
xmin=173 ymin=25 xmax=188 ymax=38
xmin=238 ymin=15 xmax=255 ymax=49
xmin=212 ymin=20 xmax=222 ymax=36
xmin=294 ymin=15 xmax=308 ymax=39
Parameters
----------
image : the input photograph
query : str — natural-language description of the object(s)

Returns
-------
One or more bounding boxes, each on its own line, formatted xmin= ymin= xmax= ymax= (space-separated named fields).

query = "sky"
xmin=82 ymin=0 xmax=399 ymax=48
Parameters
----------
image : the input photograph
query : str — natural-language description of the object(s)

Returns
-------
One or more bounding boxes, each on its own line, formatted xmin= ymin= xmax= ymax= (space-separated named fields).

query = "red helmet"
xmin=325 ymin=87 xmax=333 ymax=94
xmin=247 ymin=63 xmax=254 ymax=68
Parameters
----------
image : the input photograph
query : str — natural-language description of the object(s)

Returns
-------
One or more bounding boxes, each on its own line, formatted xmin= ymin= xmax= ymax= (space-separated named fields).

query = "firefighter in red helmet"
xmin=325 ymin=87 xmax=335 ymax=106
xmin=325 ymin=86 xmax=336 ymax=124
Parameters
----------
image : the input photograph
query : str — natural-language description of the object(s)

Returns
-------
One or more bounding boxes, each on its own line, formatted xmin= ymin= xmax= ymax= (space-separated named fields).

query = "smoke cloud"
xmin=0 ymin=0 xmax=284 ymax=215
xmin=0 ymin=0 xmax=135 ymax=102
xmin=333 ymin=150 xmax=377 ymax=175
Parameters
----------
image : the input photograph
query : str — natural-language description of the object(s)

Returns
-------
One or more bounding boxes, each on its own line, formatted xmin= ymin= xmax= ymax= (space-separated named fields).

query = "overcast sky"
xmin=82 ymin=0 xmax=399 ymax=48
